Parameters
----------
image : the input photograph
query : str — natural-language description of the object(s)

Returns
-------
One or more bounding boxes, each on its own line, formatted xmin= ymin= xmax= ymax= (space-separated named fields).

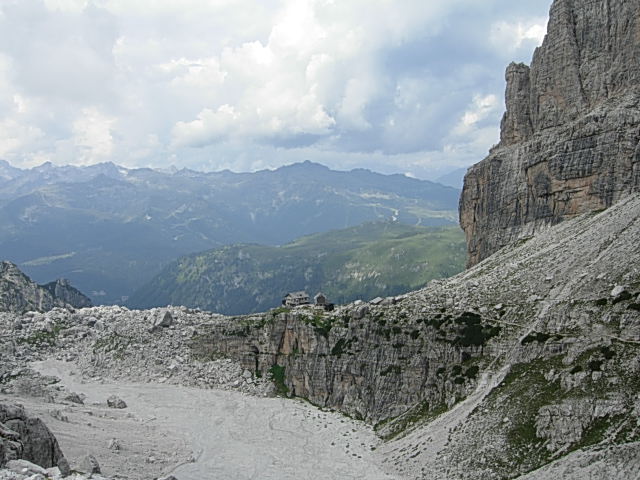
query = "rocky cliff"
xmin=460 ymin=0 xmax=640 ymax=266
xmin=0 ymin=261 xmax=91 ymax=313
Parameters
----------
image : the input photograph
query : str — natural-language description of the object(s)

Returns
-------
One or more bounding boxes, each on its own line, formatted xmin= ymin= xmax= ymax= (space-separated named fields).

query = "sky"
xmin=0 ymin=0 xmax=550 ymax=180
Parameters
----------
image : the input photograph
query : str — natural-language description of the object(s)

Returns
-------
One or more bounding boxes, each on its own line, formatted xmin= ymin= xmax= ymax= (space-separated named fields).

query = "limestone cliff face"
xmin=460 ymin=0 xmax=640 ymax=266
xmin=191 ymin=308 xmax=487 ymax=424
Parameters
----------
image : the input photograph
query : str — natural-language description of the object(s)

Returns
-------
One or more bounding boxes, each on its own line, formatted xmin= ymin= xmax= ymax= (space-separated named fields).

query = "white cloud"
xmin=453 ymin=94 xmax=501 ymax=136
xmin=0 ymin=118 xmax=45 ymax=158
xmin=489 ymin=18 xmax=548 ymax=54
xmin=172 ymin=106 xmax=237 ymax=148
xmin=0 ymin=0 xmax=551 ymax=177
xmin=70 ymin=107 xmax=116 ymax=164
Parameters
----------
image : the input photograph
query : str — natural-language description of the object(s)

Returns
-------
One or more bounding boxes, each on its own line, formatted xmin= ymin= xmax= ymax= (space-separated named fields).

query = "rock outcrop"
xmin=0 ymin=404 xmax=121 ymax=479
xmin=0 ymin=403 xmax=63 ymax=469
xmin=0 ymin=261 xmax=91 ymax=313
xmin=0 ymin=262 xmax=62 ymax=314
xmin=42 ymin=279 xmax=92 ymax=309
xmin=460 ymin=0 xmax=640 ymax=266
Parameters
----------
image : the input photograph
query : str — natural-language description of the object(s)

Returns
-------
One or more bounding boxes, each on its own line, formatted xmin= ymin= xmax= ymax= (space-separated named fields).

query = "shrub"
xmin=464 ymin=365 xmax=480 ymax=379
xmin=269 ymin=365 xmax=289 ymax=396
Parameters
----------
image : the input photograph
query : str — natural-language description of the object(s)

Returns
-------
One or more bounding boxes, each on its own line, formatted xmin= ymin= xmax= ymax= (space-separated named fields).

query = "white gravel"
xmin=31 ymin=360 xmax=399 ymax=480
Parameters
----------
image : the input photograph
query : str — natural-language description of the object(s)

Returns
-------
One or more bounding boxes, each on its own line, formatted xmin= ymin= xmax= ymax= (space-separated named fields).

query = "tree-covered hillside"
xmin=127 ymin=222 xmax=466 ymax=314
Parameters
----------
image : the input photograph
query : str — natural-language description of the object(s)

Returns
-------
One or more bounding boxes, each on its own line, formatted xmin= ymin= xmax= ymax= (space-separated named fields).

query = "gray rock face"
xmin=500 ymin=63 xmax=533 ymax=145
xmin=0 ymin=404 xmax=63 ymax=469
xmin=460 ymin=0 xmax=640 ymax=266
xmin=42 ymin=278 xmax=92 ymax=309
xmin=535 ymin=399 xmax=626 ymax=451
xmin=0 ymin=261 xmax=91 ymax=313
xmin=0 ymin=262 xmax=61 ymax=314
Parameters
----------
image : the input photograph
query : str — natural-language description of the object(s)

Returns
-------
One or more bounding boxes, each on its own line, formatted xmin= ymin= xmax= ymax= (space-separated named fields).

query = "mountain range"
xmin=0 ymin=160 xmax=459 ymax=304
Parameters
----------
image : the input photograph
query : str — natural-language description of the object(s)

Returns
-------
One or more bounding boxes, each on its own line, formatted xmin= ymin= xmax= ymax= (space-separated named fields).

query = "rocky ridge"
xmin=0 ymin=262 xmax=91 ymax=314
xmin=460 ymin=0 xmax=640 ymax=266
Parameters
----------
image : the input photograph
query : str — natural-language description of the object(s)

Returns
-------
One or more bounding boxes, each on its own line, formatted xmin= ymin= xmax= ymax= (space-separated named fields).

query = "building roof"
xmin=284 ymin=291 xmax=309 ymax=299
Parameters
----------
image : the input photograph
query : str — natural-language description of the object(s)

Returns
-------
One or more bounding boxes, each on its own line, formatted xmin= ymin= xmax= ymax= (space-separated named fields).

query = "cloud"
xmin=452 ymin=94 xmax=501 ymax=137
xmin=489 ymin=18 xmax=548 ymax=55
xmin=0 ymin=118 xmax=45 ymax=158
xmin=0 ymin=0 xmax=551 ymax=178
xmin=70 ymin=107 xmax=116 ymax=163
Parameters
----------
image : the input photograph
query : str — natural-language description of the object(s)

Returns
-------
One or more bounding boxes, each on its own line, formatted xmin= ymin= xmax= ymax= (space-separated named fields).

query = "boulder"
xmin=106 ymin=395 xmax=127 ymax=409
xmin=150 ymin=310 xmax=174 ymax=331
xmin=0 ymin=403 xmax=63 ymax=469
xmin=81 ymin=454 xmax=101 ymax=474
xmin=57 ymin=456 xmax=71 ymax=477
xmin=64 ymin=392 xmax=84 ymax=405
xmin=5 ymin=459 xmax=47 ymax=476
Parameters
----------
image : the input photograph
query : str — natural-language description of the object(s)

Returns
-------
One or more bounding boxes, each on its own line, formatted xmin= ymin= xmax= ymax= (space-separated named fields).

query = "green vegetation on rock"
xmin=127 ymin=222 xmax=466 ymax=314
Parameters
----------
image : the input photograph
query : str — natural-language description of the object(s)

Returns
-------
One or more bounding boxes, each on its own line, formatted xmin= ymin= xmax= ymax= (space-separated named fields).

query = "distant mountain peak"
xmin=278 ymin=160 xmax=330 ymax=171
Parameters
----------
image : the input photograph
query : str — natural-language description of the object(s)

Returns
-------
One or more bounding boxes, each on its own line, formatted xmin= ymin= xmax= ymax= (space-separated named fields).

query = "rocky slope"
xmin=0 ymin=401 xmax=161 ymax=480
xmin=0 ymin=261 xmax=91 ymax=313
xmin=127 ymin=223 xmax=465 ymax=315
xmin=460 ymin=0 xmax=640 ymax=266
xmin=1 ymin=194 xmax=638 ymax=479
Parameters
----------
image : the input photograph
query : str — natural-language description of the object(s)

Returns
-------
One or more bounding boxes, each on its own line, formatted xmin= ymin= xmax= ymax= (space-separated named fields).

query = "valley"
xmin=0 ymin=161 xmax=458 ymax=304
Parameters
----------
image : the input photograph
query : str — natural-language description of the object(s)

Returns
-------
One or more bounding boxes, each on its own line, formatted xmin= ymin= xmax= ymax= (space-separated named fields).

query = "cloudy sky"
xmin=0 ymin=0 xmax=550 ymax=179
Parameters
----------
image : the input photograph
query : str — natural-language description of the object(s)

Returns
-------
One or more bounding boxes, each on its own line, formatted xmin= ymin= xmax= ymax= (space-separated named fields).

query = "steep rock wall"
xmin=460 ymin=0 xmax=640 ymax=266
xmin=191 ymin=307 xmax=497 ymax=424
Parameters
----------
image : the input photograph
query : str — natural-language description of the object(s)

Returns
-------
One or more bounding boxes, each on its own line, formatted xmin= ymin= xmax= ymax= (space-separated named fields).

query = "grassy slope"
xmin=127 ymin=222 xmax=466 ymax=315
